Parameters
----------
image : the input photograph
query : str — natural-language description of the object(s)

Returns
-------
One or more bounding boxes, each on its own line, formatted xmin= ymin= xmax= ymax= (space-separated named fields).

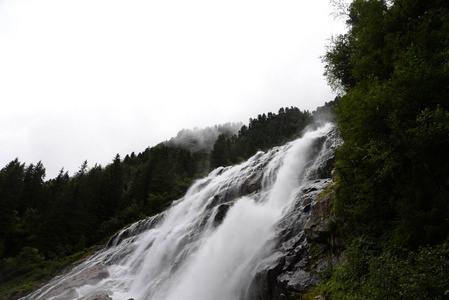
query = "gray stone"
xmin=304 ymin=190 xmax=334 ymax=243
xmin=79 ymin=290 xmax=112 ymax=300
xmin=212 ymin=202 xmax=233 ymax=226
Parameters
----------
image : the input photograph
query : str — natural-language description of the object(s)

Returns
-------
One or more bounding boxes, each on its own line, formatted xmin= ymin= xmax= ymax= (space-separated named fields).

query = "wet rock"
xmin=206 ymin=194 xmax=222 ymax=209
xmin=79 ymin=290 xmax=112 ymax=300
xmin=314 ymin=156 xmax=335 ymax=179
xmin=212 ymin=202 xmax=233 ymax=227
xmin=278 ymin=268 xmax=318 ymax=291
xmin=304 ymin=188 xmax=344 ymax=247
xmin=302 ymin=186 xmax=318 ymax=193
xmin=304 ymin=190 xmax=334 ymax=243
xmin=240 ymin=170 xmax=263 ymax=195
xmin=303 ymin=203 xmax=311 ymax=213
xmin=247 ymin=254 xmax=286 ymax=299
xmin=247 ymin=179 xmax=335 ymax=299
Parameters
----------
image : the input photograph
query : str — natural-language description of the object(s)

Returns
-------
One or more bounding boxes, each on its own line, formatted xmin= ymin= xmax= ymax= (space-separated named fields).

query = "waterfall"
xmin=23 ymin=123 xmax=338 ymax=300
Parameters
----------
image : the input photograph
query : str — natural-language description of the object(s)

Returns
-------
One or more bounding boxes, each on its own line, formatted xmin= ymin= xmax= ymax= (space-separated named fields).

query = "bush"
xmin=0 ymin=247 xmax=44 ymax=282
xmin=318 ymin=240 xmax=449 ymax=299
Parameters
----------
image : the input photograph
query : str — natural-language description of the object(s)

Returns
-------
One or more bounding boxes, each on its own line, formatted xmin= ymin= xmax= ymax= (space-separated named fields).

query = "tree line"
xmin=210 ymin=107 xmax=313 ymax=168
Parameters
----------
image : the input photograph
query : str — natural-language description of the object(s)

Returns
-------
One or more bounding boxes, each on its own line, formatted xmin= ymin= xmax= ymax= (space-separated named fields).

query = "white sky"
xmin=0 ymin=0 xmax=347 ymax=179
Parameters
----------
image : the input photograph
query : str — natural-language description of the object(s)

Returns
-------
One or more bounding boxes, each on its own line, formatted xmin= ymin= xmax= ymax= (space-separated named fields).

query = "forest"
xmin=317 ymin=0 xmax=449 ymax=298
xmin=0 ymin=105 xmax=318 ymax=297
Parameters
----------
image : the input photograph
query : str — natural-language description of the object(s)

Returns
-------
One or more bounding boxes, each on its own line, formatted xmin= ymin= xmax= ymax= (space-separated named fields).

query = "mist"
xmin=166 ymin=122 xmax=243 ymax=153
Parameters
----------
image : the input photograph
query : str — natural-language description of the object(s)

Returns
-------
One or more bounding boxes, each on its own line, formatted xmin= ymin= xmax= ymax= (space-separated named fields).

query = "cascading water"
xmin=23 ymin=123 xmax=339 ymax=300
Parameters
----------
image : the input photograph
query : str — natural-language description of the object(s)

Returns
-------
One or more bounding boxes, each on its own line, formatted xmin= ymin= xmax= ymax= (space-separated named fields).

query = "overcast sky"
xmin=0 ymin=0 xmax=347 ymax=179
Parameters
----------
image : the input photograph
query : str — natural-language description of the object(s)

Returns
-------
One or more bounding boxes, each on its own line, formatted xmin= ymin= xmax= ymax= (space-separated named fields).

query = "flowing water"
xmin=23 ymin=123 xmax=337 ymax=300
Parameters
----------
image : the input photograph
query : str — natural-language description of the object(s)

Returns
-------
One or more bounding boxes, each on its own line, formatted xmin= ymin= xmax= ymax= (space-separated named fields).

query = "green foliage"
xmin=0 ymin=248 xmax=90 ymax=299
xmin=317 ymin=239 xmax=449 ymax=300
xmin=0 ymin=247 xmax=44 ymax=281
xmin=322 ymin=0 xmax=449 ymax=298
xmin=327 ymin=0 xmax=449 ymax=245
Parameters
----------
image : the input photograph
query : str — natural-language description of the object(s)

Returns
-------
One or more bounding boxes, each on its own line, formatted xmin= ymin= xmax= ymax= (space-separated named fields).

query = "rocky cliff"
xmin=247 ymin=129 xmax=344 ymax=299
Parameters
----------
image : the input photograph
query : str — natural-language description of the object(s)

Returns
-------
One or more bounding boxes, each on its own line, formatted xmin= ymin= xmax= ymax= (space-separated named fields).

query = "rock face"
xmin=247 ymin=128 xmax=344 ymax=299
xmin=247 ymin=180 xmax=345 ymax=300
xmin=304 ymin=188 xmax=339 ymax=245
xmin=247 ymin=179 xmax=331 ymax=299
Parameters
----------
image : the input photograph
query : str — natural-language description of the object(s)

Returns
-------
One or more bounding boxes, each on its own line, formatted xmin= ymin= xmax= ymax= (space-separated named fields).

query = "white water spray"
xmin=23 ymin=123 xmax=335 ymax=300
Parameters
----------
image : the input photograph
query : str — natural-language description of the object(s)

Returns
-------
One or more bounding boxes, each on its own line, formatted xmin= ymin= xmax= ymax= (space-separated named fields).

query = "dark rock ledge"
xmin=248 ymin=180 xmax=346 ymax=300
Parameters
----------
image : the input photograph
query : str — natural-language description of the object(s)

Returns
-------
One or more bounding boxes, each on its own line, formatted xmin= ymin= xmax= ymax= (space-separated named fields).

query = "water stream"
xmin=23 ymin=123 xmax=336 ymax=300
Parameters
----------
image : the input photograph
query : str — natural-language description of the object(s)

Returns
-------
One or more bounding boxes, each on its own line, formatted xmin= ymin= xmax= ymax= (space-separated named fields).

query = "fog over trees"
xmin=166 ymin=122 xmax=243 ymax=153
